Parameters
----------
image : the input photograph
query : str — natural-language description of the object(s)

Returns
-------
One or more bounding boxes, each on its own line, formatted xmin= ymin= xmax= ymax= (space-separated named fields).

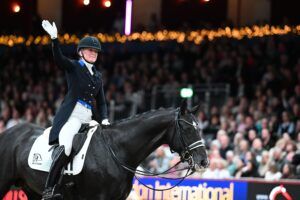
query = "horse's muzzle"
xmin=194 ymin=159 xmax=209 ymax=172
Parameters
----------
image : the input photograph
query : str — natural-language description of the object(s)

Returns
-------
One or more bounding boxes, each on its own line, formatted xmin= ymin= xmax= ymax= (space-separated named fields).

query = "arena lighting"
xmin=1 ymin=25 xmax=300 ymax=46
xmin=180 ymin=88 xmax=193 ymax=98
xmin=12 ymin=3 xmax=21 ymax=13
xmin=102 ymin=0 xmax=111 ymax=8
xmin=83 ymin=0 xmax=90 ymax=6
xmin=125 ymin=0 xmax=132 ymax=35
xmin=203 ymin=0 xmax=210 ymax=2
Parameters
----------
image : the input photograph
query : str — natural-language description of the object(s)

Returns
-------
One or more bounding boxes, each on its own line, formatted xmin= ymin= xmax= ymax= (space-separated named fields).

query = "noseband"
xmin=174 ymin=110 xmax=206 ymax=170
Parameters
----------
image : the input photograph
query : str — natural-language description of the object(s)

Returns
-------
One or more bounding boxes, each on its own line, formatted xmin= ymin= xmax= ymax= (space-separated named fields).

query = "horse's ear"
xmin=180 ymin=99 xmax=188 ymax=115
xmin=190 ymin=104 xmax=201 ymax=115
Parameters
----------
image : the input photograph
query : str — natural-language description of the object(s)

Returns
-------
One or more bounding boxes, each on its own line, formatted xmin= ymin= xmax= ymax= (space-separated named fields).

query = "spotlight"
xmin=102 ymin=0 xmax=111 ymax=8
xmin=83 ymin=0 xmax=90 ymax=6
xmin=12 ymin=3 xmax=21 ymax=13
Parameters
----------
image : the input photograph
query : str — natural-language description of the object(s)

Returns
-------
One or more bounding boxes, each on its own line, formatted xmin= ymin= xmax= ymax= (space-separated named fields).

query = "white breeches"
xmin=59 ymin=102 xmax=92 ymax=156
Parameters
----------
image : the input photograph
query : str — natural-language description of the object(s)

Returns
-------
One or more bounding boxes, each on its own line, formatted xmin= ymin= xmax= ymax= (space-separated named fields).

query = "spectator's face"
xmin=261 ymin=129 xmax=270 ymax=139
xmin=258 ymin=101 xmax=265 ymax=111
xmin=219 ymin=135 xmax=229 ymax=148
xmin=286 ymin=152 xmax=295 ymax=162
xmin=282 ymin=164 xmax=290 ymax=175
xmin=297 ymin=132 xmax=300 ymax=142
xmin=210 ymin=149 xmax=221 ymax=159
xmin=25 ymin=113 xmax=33 ymax=122
xmin=0 ymin=120 xmax=5 ymax=132
xmin=226 ymin=152 xmax=234 ymax=162
xmin=239 ymin=140 xmax=249 ymax=152
xmin=233 ymin=133 xmax=242 ymax=145
xmin=209 ymin=159 xmax=218 ymax=170
xmin=296 ymin=121 xmax=300 ymax=132
xmin=269 ymin=163 xmax=278 ymax=173
xmin=155 ymin=147 xmax=165 ymax=157
xmin=245 ymin=151 xmax=253 ymax=161
xmin=80 ymin=48 xmax=98 ymax=63
xmin=262 ymin=118 xmax=268 ymax=129
xmin=2 ymin=107 xmax=10 ymax=120
xmin=210 ymin=141 xmax=220 ymax=151
xmin=261 ymin=152 xmax=269 ymax=164
xmin=220 ymin=122 xmax=228 ymax=131
xmin=252 ymin=138 xmax=262 ymax=150
xmin=12 ymin=109 xmax=19 ymax=119
xmin=248 ymin=130 xmax=256 ymax=141
xmin=211 ymin=106 xmax=218 ymax=115
xmin=285 ymin=143 xmax=294 ymax=152
xmin=273 ymin=150 xmax=282 ymax=160
xmin=211 ymin=116 xmax=219 ymax=125
xmin=229 ymin=121 xmax=237 ymax=131
xmin=295 ymin=85 xmax=300 ymax=96
xmin=245 ymin=117 xmax=253 ymax=127
xmin=292 ymin=104 xmax=299 ymax=115
xmin=282 ymin=112 xmax=289 ymax=122
xmin=198 ymin=111 xmax=205 ymax=121
xmin=216 ymin=160 xmax=225 ymax=170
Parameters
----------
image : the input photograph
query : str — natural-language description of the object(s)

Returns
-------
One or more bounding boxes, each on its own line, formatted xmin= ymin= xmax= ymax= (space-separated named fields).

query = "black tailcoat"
xmin=49 ymin=39 xmax=108 ymax=145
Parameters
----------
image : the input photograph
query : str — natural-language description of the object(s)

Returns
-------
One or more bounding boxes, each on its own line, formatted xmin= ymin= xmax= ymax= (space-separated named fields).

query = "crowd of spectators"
xmin=1 ymin=33 xmax=300 ymax=180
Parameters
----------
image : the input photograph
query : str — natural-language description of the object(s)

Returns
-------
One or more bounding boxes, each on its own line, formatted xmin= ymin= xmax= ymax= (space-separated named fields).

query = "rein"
xmin=100 ymin=110 xmax=206 ymax=191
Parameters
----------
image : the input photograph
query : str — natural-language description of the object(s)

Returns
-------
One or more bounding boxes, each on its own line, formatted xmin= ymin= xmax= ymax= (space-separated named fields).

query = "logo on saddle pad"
xmin=28 ymin=120 xmax=99 ymax=175
xmin=32 ymin=153 xmax=43 ymax=165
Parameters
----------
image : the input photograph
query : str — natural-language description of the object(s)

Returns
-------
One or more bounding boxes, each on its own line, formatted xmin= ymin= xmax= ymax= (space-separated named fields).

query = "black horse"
xmin=0 ymin=103 xmax=208 ymax=200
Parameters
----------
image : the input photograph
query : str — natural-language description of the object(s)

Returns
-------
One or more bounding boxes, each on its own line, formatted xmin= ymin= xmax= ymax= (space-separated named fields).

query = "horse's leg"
xmin=0 ymin=158 xmax=16 ymax=199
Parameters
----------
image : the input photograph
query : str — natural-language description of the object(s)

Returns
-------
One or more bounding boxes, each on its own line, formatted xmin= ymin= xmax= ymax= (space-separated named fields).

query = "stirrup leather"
xmin=42 ymin=185 xmax=63 ymax=200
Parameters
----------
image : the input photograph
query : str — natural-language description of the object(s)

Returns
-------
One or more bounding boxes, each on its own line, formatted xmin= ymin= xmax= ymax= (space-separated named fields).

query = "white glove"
xmin=42 ymin=20 xmax=57 ymax=39
xmin=101 ymin=119 xmax=110 ymax=126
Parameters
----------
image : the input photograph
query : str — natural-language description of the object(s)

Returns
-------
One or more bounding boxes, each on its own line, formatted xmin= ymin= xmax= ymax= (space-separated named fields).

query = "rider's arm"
xmin=96 ymin=78 xmax=108 ymax=121
xmin=42 ymin=20 xmax=73 ymax=72
xmin=52 ymin=39 xmax=73 ymax=72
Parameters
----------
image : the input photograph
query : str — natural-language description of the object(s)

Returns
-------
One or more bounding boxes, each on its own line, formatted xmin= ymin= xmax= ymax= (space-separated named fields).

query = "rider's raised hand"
xmin=42 ymin=20 xmax=57 ymax=39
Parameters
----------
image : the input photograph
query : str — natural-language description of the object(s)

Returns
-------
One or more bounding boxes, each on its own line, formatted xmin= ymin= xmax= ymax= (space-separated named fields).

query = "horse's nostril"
xmin=201 ymin=159 xmax=209 ymax=168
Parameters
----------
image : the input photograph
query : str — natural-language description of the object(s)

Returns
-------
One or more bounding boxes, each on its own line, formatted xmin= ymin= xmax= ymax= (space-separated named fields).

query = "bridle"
xmin=174 ymin=109 xmax=206 ymax=170
xmin=100 ymin=109 xmax=207 ymax=191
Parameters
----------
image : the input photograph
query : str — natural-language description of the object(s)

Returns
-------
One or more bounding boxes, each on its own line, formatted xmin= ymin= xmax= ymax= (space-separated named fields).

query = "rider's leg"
xmin=42 ymin=117 xmax=81 ymax=199
xmin=59 ymin=117 xmax=82 ymax=156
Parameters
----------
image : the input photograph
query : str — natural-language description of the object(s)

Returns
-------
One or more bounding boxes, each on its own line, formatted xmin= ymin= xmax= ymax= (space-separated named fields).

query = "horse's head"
xmin=167 ymin=101 xmax=209 ymax=172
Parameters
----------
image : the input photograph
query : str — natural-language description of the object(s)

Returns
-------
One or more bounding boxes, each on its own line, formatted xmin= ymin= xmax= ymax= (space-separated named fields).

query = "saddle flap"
xmin=71 ymin=131 xmax=88 ymax=156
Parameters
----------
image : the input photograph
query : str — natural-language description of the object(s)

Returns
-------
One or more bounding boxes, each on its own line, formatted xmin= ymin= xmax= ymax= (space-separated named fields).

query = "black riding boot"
xmin=42 ymin=145 xmax=69 ymax=200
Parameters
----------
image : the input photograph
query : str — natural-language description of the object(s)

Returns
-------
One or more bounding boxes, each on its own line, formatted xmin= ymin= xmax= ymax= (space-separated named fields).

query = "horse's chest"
xmin=67 ymin=173 xmax=130 ymax=200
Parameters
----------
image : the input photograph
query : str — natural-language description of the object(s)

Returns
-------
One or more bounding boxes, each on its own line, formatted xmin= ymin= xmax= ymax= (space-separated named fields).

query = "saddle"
xmin=51 ymin=123 xmax=96 ymax=160
xmin=28 ymin=120 xmax=100 ymax=175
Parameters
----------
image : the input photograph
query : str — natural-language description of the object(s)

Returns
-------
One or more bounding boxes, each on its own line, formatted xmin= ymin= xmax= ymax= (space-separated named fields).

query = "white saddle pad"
xmin=28 ymin=120 xmax=99 ymax=175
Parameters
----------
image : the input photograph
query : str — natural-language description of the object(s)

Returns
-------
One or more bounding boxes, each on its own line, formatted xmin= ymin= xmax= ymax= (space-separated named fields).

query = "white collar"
xmin=80 ymin=59 xmax=94 ymax=75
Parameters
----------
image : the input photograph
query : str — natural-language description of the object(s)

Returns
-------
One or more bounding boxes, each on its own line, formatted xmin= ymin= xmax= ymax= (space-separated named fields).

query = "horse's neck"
xmin=111 ymin=112 xmax=174 ymax=167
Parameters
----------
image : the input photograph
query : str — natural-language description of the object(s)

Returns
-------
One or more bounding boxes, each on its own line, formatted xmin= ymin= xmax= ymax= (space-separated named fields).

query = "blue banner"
xmin=132 ymin=177 xmax=248 ymax=200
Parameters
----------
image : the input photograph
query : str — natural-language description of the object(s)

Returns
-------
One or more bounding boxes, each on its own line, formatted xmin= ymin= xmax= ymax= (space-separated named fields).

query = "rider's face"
xmin=81 ymin=48 xmax=98 ymax=63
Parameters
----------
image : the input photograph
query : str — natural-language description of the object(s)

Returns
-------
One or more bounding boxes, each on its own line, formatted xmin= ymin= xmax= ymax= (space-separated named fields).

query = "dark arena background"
xmin=1 ymin=0 xmax=300 ymax=199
